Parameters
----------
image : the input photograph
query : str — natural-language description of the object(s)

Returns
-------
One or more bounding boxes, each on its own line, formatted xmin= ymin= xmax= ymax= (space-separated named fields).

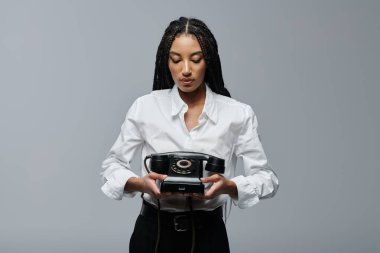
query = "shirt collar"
xmin=170 ymin=83 xmax=218 ymax=124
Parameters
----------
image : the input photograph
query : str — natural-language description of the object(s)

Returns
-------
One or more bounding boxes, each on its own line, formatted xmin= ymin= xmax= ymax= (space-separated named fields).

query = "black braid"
xmin=152 ymin=17 xmax=231 ymax=97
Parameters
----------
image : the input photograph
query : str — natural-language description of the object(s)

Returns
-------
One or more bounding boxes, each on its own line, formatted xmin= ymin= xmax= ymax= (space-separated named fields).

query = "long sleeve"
xmin=100 ymin=99 xmax=143 ymax=200
xmin=230 ymin=105 xmax=279 ymax=209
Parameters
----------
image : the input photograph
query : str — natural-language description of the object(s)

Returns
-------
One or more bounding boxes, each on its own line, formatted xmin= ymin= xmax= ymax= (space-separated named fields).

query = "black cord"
xmin=143 ymin=156 xmax=161 ymax=253
xmin=145 ymin=155 xmax=196 ymax=253
xmin=155 ymin=198 xmax=161 ymax=253
xmin=187 ymin=197 xmax=196 ymax=253
xmin=144 ymin=155 xmax=151 ymax=174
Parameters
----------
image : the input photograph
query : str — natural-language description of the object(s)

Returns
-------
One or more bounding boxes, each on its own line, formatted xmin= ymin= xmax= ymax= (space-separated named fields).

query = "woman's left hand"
xmin=198 ymin=174 xmax=238 ymax=199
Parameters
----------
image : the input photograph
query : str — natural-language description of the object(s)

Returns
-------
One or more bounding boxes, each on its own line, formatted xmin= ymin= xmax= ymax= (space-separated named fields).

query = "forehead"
xmin=169 ymin=34 xmax=202 ymax=54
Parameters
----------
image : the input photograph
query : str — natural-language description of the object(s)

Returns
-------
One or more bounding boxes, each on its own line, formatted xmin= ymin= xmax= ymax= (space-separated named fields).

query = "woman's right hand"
xmin=124 ymin=172 xmax=168 ymax=199
xmin=140 ymin=172 xmax=168 ymax=198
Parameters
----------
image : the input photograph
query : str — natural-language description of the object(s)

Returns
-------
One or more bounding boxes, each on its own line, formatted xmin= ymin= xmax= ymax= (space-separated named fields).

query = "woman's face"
xmin=168 ymin=33 xmax=206 ymax=93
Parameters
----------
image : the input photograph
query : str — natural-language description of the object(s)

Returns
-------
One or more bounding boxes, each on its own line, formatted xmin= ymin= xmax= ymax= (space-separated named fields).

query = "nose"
xmin=182 ymin=60 xmax=191 ymax=77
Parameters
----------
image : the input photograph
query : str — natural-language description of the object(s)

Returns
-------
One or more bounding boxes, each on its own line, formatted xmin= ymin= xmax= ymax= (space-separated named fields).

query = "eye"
xmin=170 ymin=57 xmax=181 ymax=64
xmin=192 ymin=59 xmax=202 ymax=64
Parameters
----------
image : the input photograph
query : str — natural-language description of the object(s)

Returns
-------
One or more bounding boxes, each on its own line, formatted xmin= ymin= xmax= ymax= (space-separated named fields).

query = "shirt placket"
xmin=180 ymin=111 xmax=207 ymax=150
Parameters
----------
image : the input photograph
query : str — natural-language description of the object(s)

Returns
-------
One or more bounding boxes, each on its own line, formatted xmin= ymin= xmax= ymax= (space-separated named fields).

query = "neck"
xmin=178 ymin=83 xmax=206 ymax=108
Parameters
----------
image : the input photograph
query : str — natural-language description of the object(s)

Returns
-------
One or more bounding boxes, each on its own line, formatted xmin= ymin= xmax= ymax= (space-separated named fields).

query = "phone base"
xmin=160 ymin=181 xmax=204 ymax=194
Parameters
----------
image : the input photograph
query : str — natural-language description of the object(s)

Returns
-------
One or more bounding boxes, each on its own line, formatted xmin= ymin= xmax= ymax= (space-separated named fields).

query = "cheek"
xmin=168 ymin=64 xmax=179 ymax=77
xmin=195 ymin=63 xmax=206 ymax=77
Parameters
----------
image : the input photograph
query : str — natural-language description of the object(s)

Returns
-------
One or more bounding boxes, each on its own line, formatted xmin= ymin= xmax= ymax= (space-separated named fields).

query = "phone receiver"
xmin=205 ymin=155 xmax=225 ymax=173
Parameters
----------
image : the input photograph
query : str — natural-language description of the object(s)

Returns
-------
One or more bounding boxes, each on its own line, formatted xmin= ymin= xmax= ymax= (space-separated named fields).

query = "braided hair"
xmin=153 ymin=17 xmax=231 ymax=97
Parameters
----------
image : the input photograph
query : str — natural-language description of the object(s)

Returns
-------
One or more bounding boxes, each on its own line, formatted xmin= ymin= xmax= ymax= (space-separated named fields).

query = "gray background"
xmin=1 ymin=0 xmax=379 ymax=252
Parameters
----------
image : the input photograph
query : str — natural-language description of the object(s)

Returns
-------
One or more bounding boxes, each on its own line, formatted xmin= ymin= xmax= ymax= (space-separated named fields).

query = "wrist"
xmin=124 ymin=177 xmax=143 ymax=192
xmin=226 ymin=179 xmax=238 ymax=198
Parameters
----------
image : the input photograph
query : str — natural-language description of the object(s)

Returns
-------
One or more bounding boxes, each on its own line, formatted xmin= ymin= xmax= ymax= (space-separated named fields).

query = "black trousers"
xmin=129 ymin=202 xmax=230 ymax=253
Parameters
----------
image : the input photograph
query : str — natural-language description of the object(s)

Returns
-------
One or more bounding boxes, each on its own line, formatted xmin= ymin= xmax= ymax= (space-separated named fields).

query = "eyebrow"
xmin=169 ymin=51 xmax=203 ymax=57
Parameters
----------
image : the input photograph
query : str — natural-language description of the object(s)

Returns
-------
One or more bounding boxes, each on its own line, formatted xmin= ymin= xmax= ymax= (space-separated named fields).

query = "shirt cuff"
xmin=230 ymin=175 xmax=260 ymax=208
xmin=101 ymin=169 xmax=139 ymax=200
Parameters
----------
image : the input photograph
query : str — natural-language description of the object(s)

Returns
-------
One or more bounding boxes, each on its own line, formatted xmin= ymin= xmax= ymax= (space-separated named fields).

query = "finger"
xmin=151 ymin=190 xmax=161 ymax=199
xmin=191 ymin=193 xmax=204 ymax=199
xmin=161 ymin=192 xmax=173 ymax=198
xmin=202 ymin=192 xmax=213 ymax=200
xmin=203 ymin=183 xmax=222 ymax=199
xmin=151 ymin=185 xmax=164 ymax=199
xmin=204 ymin=188 xmax=216 ymax=199
xmin=149 ymin=172 xmax=167 ymax=181
xmin=200 ymin=174 xmax=221 ymax=183
xmin=146 ymin=180 xmax=162 ymax=197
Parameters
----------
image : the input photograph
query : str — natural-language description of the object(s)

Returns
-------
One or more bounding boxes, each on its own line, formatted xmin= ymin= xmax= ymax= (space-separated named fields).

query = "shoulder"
xmin=135 ymin=89 xmax=171 ymax=102
xmin=131 ymin=89 xmax=171 ymax=107
xmin=126 ymin=89 xmax=171 ymax=118
xmin=213 ymin=93 xmax=256 ymax=120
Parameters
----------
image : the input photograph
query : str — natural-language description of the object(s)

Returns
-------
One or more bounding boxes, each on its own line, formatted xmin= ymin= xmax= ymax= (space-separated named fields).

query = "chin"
xmin=176 ymin=83 xmax=203 ymax=93
xmin=178 ymin=86 xmax=196 ymax=93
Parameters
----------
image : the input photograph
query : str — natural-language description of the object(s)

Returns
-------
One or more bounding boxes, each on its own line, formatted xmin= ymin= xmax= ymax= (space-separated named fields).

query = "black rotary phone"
xmin=144 ymin=151 xmax=225 ymax=194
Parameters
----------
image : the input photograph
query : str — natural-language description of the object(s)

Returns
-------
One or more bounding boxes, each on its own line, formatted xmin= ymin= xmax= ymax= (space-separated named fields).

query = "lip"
xmin=180 ymin=78 xmax=194 ymax=85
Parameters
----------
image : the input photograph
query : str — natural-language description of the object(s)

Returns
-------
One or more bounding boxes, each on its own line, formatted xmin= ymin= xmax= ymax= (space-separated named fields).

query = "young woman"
xmin=100 ymin=17 xmax=279 ymax=253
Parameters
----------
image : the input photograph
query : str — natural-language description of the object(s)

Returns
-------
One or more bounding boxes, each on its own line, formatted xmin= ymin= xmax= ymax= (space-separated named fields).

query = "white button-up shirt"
xmin=100 ymin=84 xmax=279 ymax=211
